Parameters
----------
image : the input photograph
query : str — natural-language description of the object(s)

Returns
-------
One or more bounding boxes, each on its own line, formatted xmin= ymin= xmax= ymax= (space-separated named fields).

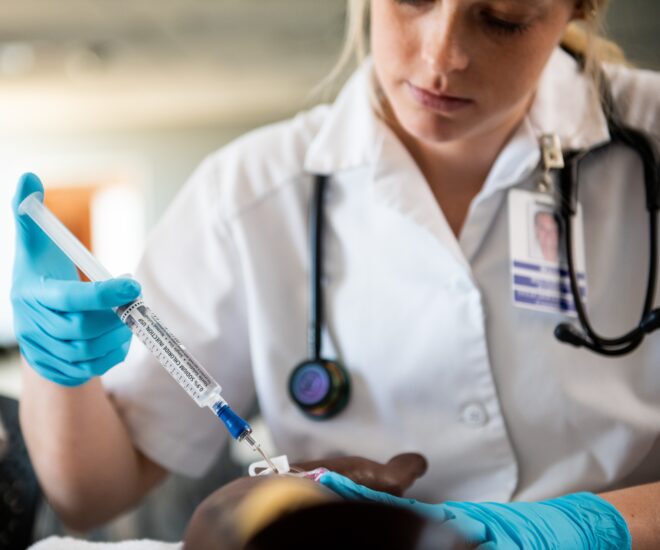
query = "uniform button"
xmin=461 ymin=403 xmax=488 ymax=427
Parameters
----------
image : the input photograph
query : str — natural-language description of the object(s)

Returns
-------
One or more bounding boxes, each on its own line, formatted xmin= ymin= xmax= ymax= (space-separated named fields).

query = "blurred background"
xmin=0 ymin=0 xmax=346 ymax=352
xmin=0 ymin=0 xmax=657 ymax=545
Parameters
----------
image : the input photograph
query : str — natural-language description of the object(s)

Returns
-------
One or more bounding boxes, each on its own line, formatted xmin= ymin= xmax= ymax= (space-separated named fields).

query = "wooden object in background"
xmin=43 ymin=186 xmax=98 ymax=281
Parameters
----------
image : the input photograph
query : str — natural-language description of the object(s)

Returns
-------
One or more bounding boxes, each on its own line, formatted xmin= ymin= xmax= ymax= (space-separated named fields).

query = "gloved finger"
xmin=22 ymin=322 xmax=132 ymax=364
xmin=34 ymin=277 xmax=141 ymax=312
xmin=73 ymin=341 xmax=131 ymax=377
xmin=319 ymin=471 xmax=398 ymax=503
xmin=48 ymin=310 xmax=127 ymax=341
xmin=12 ymin=172 xmax=43 ymax=213
xmin=12 ymin=173 xmax=44 ymax=244
xmin=18 ymin=297 xmax=128 ymax=341
xmin=318 ymin=472 xmax=450 ymax=521
xmin=12 ymin=174 xmax=71 ymax=268
xmin=384 ymin=453 xmax=428 ymax=496
xmin=24 ymin=338 xmax=130 ymax=385
xmin=23 ymin=346 xmax=96 ymax=387
xmin=29 ymin=358 xmax=91 ymax=387
xmin=12 ymin=174 xmax=88 ymax=282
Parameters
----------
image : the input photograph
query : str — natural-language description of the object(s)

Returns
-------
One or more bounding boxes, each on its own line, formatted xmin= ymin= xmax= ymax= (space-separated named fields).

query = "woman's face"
xmin=371 ymin=0 xmax=577 ymax=146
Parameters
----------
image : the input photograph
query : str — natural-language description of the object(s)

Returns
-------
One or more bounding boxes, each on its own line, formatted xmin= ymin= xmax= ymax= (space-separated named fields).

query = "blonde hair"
xmin=319 ymin=0 xmax=626 ymax=99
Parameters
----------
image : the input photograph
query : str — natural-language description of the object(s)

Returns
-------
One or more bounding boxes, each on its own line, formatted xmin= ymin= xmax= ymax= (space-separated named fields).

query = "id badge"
xmin=508 ymin=189 xmax=587 ymax=317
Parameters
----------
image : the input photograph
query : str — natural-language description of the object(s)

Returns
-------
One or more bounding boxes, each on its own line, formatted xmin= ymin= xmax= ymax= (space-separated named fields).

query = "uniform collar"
xmin=303 ymin=50 xmax=613 ymax=270
xmin=305 ymin=48 xmax=612 ymax=184
xmin=473 ymin=47 xmax=612 ymax=202
xmin=529 ymin=47 xmax=611 ymax=151
xmin=304 ymin=59 xmax=381 ymax=175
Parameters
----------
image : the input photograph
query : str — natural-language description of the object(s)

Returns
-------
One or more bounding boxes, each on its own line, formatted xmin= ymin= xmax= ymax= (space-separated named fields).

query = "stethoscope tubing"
xmin=308 ymin=174 xmax=328 ymax=361
xmin=288 ymin=174 xmax=351 ymax=420
xmin=559 ymin=125 xmax=659 ymax=355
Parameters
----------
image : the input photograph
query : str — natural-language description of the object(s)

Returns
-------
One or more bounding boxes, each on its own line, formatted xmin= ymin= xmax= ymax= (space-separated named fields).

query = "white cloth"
xmin=29 ymin=537 xmax=180 ymax=550
xmin=103 ymin=48 xmax=660 ymax=503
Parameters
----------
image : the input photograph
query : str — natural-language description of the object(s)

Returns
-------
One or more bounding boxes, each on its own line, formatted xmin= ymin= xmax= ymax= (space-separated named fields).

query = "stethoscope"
xmin=289 ymin=174 xmax=351 ymax=420
xmin=552 ymin=68 xmax=660 ymax=356
xmin=288 ymin=68 xmax=660 ymax=419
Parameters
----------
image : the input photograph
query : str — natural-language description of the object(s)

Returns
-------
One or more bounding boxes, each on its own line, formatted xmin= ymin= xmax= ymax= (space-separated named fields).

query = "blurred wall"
xmin=607 ymin=0 xmax=660 ymax=69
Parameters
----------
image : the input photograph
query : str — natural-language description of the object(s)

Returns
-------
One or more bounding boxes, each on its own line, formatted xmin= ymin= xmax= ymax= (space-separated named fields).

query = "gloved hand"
xmin=319 ymin=472 xmax=631 ymax=549
xmin=11 ymin=172 xmax=142 ymax=387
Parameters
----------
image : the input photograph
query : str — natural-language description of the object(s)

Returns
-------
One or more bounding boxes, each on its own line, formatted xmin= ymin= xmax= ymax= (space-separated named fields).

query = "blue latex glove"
xmin=320 ymin=472 xmax=631 ymax=549
xmin=11 ymin=173 xmax=141 ymax=386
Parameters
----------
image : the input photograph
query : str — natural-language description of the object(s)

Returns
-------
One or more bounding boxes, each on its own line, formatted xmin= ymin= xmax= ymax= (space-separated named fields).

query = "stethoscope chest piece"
xmin=289 ymin=358 xmax=350 ymax=420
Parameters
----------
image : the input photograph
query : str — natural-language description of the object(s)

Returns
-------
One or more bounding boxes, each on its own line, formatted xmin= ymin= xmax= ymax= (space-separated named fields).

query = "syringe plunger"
xmin=18 ymin=192 xmax=113 ymax=282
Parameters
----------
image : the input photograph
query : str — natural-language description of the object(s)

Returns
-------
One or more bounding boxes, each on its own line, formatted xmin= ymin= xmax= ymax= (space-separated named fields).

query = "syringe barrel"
xmin=18 ymin=193 xmax=225 ymax=409
xmin=117 ymin=299 xmax=222 ymax=407
xmin=18 ymin=192 xmax=113 ymax=282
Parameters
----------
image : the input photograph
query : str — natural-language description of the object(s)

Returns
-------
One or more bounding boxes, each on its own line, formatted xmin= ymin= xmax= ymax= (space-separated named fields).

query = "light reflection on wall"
xmin=92 ymin=183 xmax=144 ymax=278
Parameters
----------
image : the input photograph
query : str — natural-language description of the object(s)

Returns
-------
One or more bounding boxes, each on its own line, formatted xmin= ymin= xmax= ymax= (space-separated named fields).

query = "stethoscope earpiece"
xmin=554 ymin=323 xmax=585 ymax=348
xmin=289 ymin=358 xmax=350 ymax=420
xmin=640 ymin=308 xmax=660 ymax=334
xmin=555 ymin=307 xmax=660 ymax=355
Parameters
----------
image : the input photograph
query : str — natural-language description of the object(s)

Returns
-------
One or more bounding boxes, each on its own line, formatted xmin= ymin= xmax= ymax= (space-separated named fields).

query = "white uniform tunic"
xmin=103 ymin=48 xmax=660 ymax=503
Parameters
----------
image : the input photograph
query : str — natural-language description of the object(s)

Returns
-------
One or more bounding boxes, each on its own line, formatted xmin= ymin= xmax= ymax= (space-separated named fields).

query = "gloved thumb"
xmin=12 ymin=172 xmax=46 ymax=252
xmin=12 ymin=172 xmax=79 ymax=281
xmin=318 ymin=471 xmax=451 ymax=522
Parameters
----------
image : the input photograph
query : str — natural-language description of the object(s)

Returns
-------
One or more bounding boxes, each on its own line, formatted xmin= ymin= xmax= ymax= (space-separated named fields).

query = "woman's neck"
xmin=386 ymin=100 xmax=531 ymax=237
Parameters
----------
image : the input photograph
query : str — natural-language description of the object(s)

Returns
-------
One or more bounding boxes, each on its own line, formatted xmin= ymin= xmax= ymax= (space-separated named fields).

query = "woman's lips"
xmin=406 ymin=81 xmax=474 ymax=113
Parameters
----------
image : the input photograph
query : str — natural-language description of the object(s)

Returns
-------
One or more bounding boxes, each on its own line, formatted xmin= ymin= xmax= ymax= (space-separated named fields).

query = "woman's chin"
xmin=400 ymin=115 xmax=470 ymax=147
xmin=386 ymin=101 xmax=473 ymax=146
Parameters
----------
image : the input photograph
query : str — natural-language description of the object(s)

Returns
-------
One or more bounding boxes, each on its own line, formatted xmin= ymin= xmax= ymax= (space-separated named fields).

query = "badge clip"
xmin=538 ymin=134 xmax=564 ymax=193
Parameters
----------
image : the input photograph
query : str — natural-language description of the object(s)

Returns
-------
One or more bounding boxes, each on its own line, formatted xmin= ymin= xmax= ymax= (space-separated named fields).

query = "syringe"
xmin=19 ymin=192 xmax=278 ymax=473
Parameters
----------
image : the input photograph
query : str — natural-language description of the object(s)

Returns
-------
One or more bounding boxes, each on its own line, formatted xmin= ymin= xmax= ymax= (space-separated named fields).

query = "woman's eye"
xmin=394 ymin=0 xmax=433 ymax=7
xmin=482 ymin=13 xmax=530 ymax=35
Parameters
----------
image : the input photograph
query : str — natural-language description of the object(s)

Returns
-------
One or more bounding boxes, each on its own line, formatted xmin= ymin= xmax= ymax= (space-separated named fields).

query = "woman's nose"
xmin=421 ymin=7 xmax=470 ymax=75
